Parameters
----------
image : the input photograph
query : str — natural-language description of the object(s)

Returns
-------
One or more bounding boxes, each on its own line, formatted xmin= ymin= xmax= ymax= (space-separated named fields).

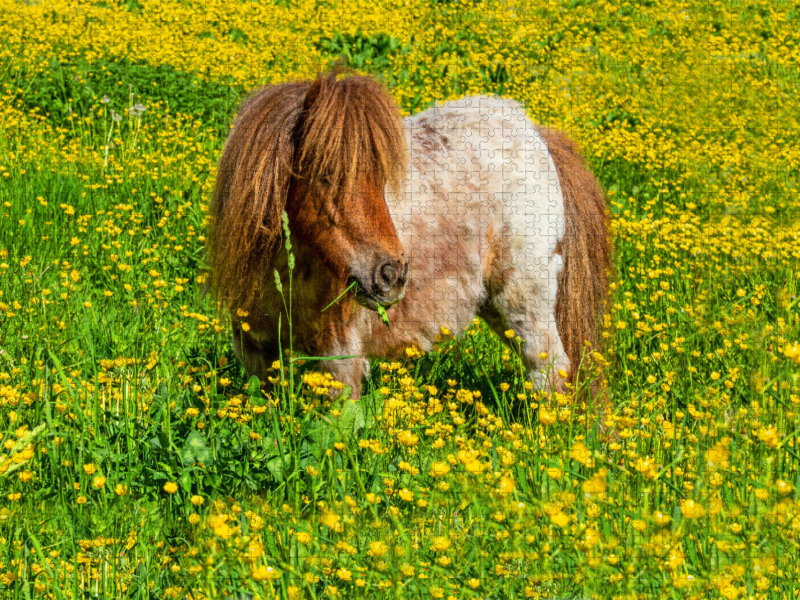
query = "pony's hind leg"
xmin=483 ymin=252 xmax=569 ymax=392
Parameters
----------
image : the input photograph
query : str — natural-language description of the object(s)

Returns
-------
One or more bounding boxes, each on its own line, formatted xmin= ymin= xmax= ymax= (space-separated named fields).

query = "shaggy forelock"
xmin=296 ymin=72 xmax=406 ymax=194
xmin=204 ymin=69 xmax=406 ymax=316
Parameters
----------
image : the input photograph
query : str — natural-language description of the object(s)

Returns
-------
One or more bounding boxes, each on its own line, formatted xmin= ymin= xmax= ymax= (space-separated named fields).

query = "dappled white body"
xmin=351 ymin=96 xmax=570 ymax=388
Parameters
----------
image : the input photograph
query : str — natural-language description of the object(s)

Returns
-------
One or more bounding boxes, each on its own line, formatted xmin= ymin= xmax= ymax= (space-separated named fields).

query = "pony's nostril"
xmin=379 ymin=264 xmax=398 ymax=289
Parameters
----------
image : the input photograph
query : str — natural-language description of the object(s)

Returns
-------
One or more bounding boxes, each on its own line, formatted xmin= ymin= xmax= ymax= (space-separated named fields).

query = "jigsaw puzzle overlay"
xmin=1 ymin=1 xmax=799 ymax=599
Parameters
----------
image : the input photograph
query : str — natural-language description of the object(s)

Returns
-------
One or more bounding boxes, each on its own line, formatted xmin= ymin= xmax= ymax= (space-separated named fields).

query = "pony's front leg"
xmin=231 ymin=324 xmax=277 ymax=385
xmin=323 ymin=356 xmax=370 ymax=399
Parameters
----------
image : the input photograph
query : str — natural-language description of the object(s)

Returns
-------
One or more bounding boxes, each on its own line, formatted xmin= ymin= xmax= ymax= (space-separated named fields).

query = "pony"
xmin=206 ymin=69 xmax=611 ymax=400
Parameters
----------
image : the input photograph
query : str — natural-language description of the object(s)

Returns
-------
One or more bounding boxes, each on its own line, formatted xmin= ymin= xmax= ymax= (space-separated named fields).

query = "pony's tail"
xmin=538 ymin=127 xmax=614 ymax=422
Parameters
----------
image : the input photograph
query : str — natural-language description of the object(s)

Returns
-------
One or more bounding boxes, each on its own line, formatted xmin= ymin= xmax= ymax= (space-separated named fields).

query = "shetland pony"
xmin=206 ymin=70 xmax=611 ymax=398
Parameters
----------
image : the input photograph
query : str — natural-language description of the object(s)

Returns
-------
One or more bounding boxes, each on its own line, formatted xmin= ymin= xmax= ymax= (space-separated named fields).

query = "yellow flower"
xmin=405 ymin=346 xmax=421 ymax=359
xmin=320 ymin=511 xmax=339 ymax=529
xmin=497 ymin=475 xmax=515 ymax=495
xmin=251 ymin=564 xmax=281 ymax=581
xmin=582 ymin=472 xmax=607 ymax=498
xmin=776 ymin=479 xmax=793 ymax=496
xmin=504 ymin=329 xmax=515 ymax=339
xmin=538 ymin=408 xmax=557 ymax=425
xmin=92 ymin=476 xmax=106 ymax=489
xmin=464 ymin=460 xmax=485 ymax=475
xmin=705 ymin=441 xmax=731 ymax=468
xmin=296 ymin=531 xmax=312 ymax=545
xmin=457 ymin=449 xmax=479 ymax=464
xmin=758 ymin=426 xmax=779 ymax=448
xmin=188 ymin=514 xmax=201 ymax=525
xmin=546 ymin=467 xmax=562 ymax=480
xmin=83 ymin=463 xmax=98 ymax=476
xmin=549 ymin=511 xmax=570 ymax=528
xmin=783 ymin=341 xmax=800 ymax=364
xmin=77 ymin=496 xmax=87 ymax=505
xmin=429 ymin=462 xmax=450 ymax=477
xmin=718 ymin=579 xmax=740 ymax=599
xmin=666 ymin=546 xmax=685 ymax=570
xmin=635 ymin=457 xmax=658 ymax=479
xmin=455 ymin=389 xmax=474 ymax=404
xmin=429 ymin=536 xmax=451 ymax=552
xmin=335 ymin=568 xmax=351 ymax=581
xmin=397 ymin=430 xmax=419 ymax=447
xmin=570 ymin=442 xmax=591 ymax=466
xmin=680 ymin=499 xmax=705 ymax=519
xmin=368 ymin=541 xmax=389 ymax=557
xmin=115 ymin=484 xmax=128 ymax=497
xmin=467 ymin=578 xmax=480 ymax=589
xmin=190 ymin=495 xmax=204 ymax=506
xmin=163 ymin=482 xmax=178 ymax=494
xmin=208 ymin=515 xmax=236 ymax=539
xmin=399 ymin=488 xmax=414 ymax=502
xmin=583 ymin=527 xmax=600 ymax=549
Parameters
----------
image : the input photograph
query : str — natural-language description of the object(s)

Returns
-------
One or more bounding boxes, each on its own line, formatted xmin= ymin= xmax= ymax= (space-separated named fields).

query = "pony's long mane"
xmin=205 ymin=70 xmax=407 ymax=315
xmin=538 ymin=127 xmax=613 ymax=386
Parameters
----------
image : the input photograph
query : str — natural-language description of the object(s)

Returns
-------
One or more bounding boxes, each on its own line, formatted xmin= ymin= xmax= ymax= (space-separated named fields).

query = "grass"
xmin=1 ymin=0 xmax=800 ymax=598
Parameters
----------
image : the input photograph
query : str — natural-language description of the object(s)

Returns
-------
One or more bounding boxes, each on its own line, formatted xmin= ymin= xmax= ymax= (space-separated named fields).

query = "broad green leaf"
xmin=181 ymin=431 xmax=213 ymax=467
xmin=247 ymin=375 xmax=261 ymax=396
